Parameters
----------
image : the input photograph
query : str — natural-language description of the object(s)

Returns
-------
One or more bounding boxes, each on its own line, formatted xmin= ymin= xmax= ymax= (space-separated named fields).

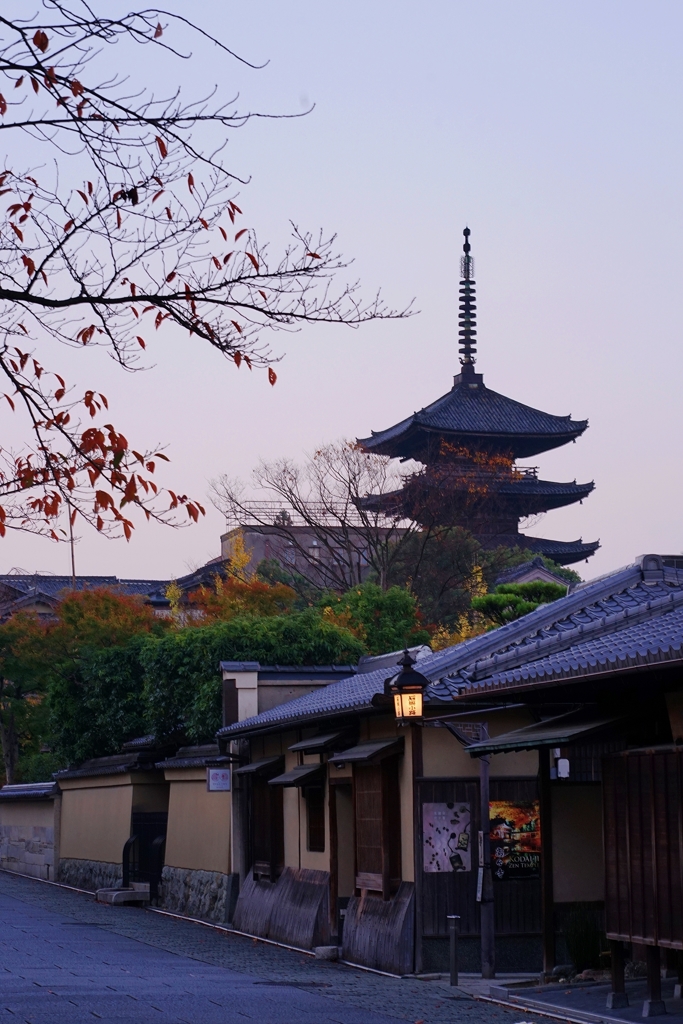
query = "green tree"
xmin=141 ymin=611 xmax=365 ymax=744
xmin=471 ymin=581 xmax=568 ymax=628
xmin=319 ymin=582 xmax=430 ymax=655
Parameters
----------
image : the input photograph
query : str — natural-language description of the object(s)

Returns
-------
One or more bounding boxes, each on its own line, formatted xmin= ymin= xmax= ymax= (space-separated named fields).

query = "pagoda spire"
xmin=458 ymin=227 xmax=478 ymax=379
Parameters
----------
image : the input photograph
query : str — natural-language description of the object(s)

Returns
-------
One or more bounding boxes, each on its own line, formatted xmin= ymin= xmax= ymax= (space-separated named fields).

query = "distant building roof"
xmin=219 ymin=555 xmax=683 ymax=738
xmin=493 ymin=557 xmax=570 ymax=589
xmin=0 ymin=559 xmax=230 ymax=621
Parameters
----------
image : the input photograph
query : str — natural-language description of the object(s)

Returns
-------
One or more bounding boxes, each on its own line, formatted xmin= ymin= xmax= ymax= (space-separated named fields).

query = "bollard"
xmin=447 ymin=915 xmax=461 ymax=987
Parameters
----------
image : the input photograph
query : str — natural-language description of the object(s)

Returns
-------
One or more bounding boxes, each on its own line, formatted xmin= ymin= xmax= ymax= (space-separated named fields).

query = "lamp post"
xmin=387 ymin=649 xmax=429 ymax=725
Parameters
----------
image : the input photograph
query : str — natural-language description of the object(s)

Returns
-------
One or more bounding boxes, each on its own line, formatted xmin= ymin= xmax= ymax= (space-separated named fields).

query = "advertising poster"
xmin=423 ymin=801 xmax=471 ymax=873
xmin=489 ymin=799 xmax=541 ymax=879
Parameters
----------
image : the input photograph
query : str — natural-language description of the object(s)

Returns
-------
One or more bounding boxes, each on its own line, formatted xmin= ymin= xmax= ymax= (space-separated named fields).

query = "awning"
xmin=233 ymin=756 xmax=284 ymax=776
xmin=465 ymin=707 xmax=620 ymax=757
xmin=268 ymin=763 xmax=325 ymax=787
xmin=330 ymin=737 xmax=404 ymax=764
xmin=288 ymin=732 xmax=349 ymax=754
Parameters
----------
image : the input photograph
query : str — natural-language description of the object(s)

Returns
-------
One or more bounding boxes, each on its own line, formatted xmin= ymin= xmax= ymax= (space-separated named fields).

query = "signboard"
xmin=207 ymin=768 xmax=231 ymax=792
xmin=423 ymin=801 xmax=471 ymax=872
xmin=489 ymin=799 xmax=540 ymax=879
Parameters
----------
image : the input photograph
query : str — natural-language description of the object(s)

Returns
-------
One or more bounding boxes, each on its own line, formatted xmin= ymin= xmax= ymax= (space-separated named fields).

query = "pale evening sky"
xmin=4 ymin=1 xmax=683 ymax=582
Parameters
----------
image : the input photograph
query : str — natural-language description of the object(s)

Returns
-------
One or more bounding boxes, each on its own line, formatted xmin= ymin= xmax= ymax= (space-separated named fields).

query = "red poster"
xmin=489 ymin=799 xmax=541 ymax=879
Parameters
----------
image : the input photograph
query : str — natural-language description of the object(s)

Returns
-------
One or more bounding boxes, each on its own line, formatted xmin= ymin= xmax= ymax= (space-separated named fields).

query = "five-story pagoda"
xmin=357 ymin=229 xmax=598 ymax=566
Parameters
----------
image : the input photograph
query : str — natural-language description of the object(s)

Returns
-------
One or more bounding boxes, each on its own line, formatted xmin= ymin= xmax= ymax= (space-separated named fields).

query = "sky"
xmin=3 ymin=1 xmax=683 ymax=582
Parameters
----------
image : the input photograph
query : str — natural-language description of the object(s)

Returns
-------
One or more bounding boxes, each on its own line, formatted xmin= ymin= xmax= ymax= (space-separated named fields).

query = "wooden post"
xmin=606 ymin=940 xmax=629 ymax=1009
xmin=412 ymin=723 xmax=424 ymax=975
xmin=479 ymin=724 xmax=495 ymax=980
xmin=643 ymin=945 xmax=665 ymax=1017
xmin=538 ymin=747 xmax=555 ymax=976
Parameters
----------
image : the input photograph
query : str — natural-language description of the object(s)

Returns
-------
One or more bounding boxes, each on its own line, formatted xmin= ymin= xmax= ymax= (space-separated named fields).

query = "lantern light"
xmin=387 ymin=649 xmax=429 ymax=725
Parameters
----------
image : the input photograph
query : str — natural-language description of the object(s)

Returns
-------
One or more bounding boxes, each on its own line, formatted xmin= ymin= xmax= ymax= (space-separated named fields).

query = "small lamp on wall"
xmin=388 ymin=650 xmax=429 ymax=725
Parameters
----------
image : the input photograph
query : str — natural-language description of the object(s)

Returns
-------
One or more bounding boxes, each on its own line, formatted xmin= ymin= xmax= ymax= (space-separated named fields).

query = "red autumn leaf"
xmin=77 ymin=189 xmax=89 ymax=205
xmin=244 ymin=355 xmax=252 ymax=370
xmin=231 ymin=320 xmax=243 ymax=334
xmin=96 ymin=516 xmax=103 ymax=531
xmin=259 ymin=290 xmax=267 ymax=300
xmin=70 ymin=79 xmax=84 ymax=96
xmin=235 ymin=228 xmax=247 ymax=241
xmin=268 ymin=367 xmax=277 ymax=386
xmin=154 ymin=22 xmax=163 ymax=38
xmin=187 ymin=173 xmax=195 ymax=193
xmin=70 ymin=508 xmax=77 ymax=527
xmin=33 ymin=30 xmax=49 ymax=53
xmin=219 ymin=226 xmax=227 ymax=241
xmin=116 ymin=209 xmax=122 ymax=229
xmin=166 ymin=272 xmax=176 ymax=282
xmin=64 ymin=219 xmax=74 ymax=232
xmin=87 ymin=181 xmax=93 ymax=195
xmin=155 ymin=136 xmax=168 ymax=159
xmin=0 ymin=95 xmax=6 ymax=116
xmin=165 ymin=206 xmax=172 ymax=220
xmin=136 ymin=337 xmax=146 ymax=349
xmin=229 ymin=201 xmax=242 ymax=214
xmin=11 ymin=223 xmax=23 ymax=241
xmin=4 ymin=394 xmax=15 ymax=411
xmin=212 ymin=256 xmax=221 ymax=270
xmin=234 ymin=351 xmax=242 ymax=368
xmin=31 ymin=78 xmax=39 ymax=94
xmin=307 ymin=252 xmax=322 ymax=259
xmin=246 ymin=252 xmax=259 ymax=272
xmin=199 ymin=218 xmax=209 ymax=229
xmin=14 ymin=77 xmax=23 ymax=89
xmin=152 ymin=190 xmax=164 ymax=202
xmin=223 ymin=252 xmax=233 ymax=264
xmin=123 ymin=521 xmax=132 ymax=540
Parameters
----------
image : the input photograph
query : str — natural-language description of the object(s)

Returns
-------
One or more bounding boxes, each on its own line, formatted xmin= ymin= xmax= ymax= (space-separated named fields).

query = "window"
xmin=308 ymin=543 xmax=321 ymax=560
xmin=283 ymin=546 xmax=296 ymax=565
xmin=305 ymin=785 xmax=326 ymax=853
xmin=222 ymin=678 xmax=238 ymax=728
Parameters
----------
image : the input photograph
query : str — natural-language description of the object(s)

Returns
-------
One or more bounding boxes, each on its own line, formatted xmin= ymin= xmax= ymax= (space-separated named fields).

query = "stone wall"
xmin=58 ymin=858 xmax=121 ymax=891
xmin=160 ymin=866 xmax=238 ymax=923
xmin=0 ymin=823 xmax=55 ymax=880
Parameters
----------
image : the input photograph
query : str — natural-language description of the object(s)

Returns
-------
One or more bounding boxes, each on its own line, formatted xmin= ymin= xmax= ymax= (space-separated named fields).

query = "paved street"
xmin=0 ymin=871 xmax=545 ymax=1024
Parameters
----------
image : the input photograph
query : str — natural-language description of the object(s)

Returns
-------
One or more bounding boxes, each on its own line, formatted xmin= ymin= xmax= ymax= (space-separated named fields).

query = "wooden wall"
xmin=604 ymin=747 xmax=683 ymax=948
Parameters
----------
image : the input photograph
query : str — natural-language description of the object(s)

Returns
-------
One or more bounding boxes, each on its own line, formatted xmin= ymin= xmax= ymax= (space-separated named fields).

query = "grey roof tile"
xmin=219 ymin=556 xmax=683 ymax=738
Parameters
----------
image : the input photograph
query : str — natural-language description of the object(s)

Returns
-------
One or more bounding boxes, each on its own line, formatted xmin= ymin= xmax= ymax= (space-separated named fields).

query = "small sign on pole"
xmin=207 ymin=768 xmax=231 ymax=792
xmin=476 ymin=866 xmax=484 ymax=902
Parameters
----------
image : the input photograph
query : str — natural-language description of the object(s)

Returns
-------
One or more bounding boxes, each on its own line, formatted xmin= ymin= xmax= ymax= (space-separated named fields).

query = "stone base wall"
xmin=0 ymin=824 xmax=55 ymax=881
xmin=58 ymin=858 xmax=121 ymax=891
xmin=160 ymin=866 xmax=238 ymax=923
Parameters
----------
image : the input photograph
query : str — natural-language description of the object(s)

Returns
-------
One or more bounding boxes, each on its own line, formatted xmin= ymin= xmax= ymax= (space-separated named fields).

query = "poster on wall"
xmin=489 ymin=799 xmax=540 ymax=879
xmin=423 ymin=802 xmax=472 ymax=872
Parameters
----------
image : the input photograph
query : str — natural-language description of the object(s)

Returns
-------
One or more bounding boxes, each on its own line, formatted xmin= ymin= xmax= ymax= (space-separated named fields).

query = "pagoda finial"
xmin=458 ymin=226 xmax=477 ymax=378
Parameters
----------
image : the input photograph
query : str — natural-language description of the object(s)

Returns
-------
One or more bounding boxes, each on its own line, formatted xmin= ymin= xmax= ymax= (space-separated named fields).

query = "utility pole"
xmin=67 ymin=500 xmax=76 ymax=588
xmin=479 ymin=722 xmax=495 ymax=979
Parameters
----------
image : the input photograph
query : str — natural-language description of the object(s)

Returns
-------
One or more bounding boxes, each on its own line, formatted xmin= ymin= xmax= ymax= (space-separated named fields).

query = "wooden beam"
xmin=412 ymin=723 xmax=423 ymax=975
xmin=539 ymin=747 xmax=555 ymax=975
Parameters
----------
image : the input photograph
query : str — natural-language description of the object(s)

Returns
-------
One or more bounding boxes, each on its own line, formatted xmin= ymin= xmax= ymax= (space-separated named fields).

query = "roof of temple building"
xmin=357 ymin=379 xmax=589 ymax=461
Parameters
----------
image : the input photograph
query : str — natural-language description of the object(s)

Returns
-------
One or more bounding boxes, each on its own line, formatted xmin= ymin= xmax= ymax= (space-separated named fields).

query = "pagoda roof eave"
xmin=358 ymin=382 xmax=588 ymax=460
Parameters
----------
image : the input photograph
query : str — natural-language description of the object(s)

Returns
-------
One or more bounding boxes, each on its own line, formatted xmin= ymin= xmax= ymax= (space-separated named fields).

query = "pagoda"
xmin=356 ymin=228 xmax=598 ymax=566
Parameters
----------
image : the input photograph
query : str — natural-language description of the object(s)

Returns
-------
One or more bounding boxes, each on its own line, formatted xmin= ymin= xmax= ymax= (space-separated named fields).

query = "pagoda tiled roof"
xmin=219 ymin=555 xmax=683 ymax=739
xmin=358 ymin=376 xmax=588 ymax=460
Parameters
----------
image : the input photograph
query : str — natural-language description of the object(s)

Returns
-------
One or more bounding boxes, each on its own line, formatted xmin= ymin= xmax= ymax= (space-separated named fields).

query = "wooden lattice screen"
xmin=603 ymin=747 xmax=683 ymax=948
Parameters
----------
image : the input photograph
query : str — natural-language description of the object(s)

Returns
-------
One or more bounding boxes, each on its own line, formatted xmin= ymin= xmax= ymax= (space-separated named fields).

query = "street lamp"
xmin=387 ymin=650 xmax=429 ymax=725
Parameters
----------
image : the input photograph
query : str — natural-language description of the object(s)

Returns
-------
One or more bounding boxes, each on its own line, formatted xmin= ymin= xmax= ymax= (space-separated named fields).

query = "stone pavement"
xmin=0 ymin=870 xmax=550 ymax=1024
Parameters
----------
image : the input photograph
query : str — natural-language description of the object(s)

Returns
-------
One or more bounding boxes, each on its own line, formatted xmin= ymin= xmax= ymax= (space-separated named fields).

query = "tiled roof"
xmin=0 ymin=574 xmax=167 ymax=598
xmin=219 ymin=555 xmax=683 ymax=738
xmin=358 ymin=379 xmax=587 ymax=459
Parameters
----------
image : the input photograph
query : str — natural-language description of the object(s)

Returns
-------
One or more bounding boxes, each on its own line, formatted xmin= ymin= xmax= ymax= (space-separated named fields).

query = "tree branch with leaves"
xmin=0 ymin=2 xmax=409 ymax=541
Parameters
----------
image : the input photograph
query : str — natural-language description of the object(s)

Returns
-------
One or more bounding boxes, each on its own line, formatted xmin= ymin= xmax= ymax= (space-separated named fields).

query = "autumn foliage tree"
xmin=0 ymin=3 xmax=407 ymax=542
